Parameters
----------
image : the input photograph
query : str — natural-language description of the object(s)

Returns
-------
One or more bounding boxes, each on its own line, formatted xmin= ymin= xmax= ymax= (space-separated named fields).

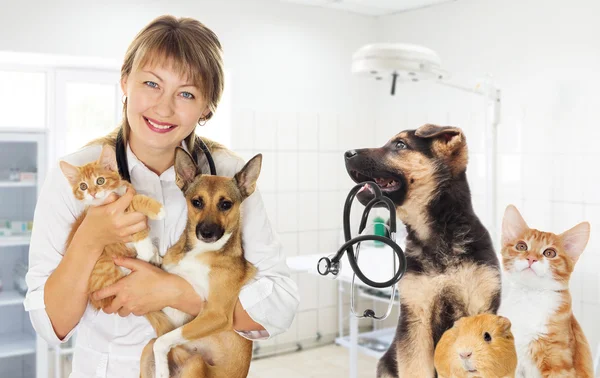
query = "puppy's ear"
xmin=234 ymin=154 xmax=262 ymax=199
xmin=415 ymin=124 xmax=467 ymax=174
xmin=174 ymin=147 xmax=199 ymax=192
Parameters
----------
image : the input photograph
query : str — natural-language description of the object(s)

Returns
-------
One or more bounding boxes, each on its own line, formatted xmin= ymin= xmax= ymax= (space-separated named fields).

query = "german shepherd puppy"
xmin=344 ymin=124 xmax=501 ymax=378
xmin=140 ymin=147 xmax=261 ymax=378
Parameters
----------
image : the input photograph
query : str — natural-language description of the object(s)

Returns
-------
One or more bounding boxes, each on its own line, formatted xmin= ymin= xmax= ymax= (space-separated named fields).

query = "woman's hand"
xmin=75 ymin=187 xmax=148 ymax=251
xmin=91 ymin=256 xmax=204 ymax=317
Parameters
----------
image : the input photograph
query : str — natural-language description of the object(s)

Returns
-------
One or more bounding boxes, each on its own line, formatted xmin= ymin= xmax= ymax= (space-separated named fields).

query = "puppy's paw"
xmin=149 ymin=251 xmax=162 ymax=267
xmin=154 ymin=362 xmax=169 ymax=378
xmin=153 ymin=351 xmax=170 ymax=378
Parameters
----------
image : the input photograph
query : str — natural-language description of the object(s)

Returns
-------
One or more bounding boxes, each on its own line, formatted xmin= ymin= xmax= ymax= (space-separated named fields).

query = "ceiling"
xmin=278 ymin=0 xmax=457 ymax=16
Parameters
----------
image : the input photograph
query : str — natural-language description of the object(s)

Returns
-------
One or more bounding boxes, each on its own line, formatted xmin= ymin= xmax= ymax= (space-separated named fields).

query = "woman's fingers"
xmin=103 ymin=192 xmax=120 ymax=205
xmin=118 ymin=307 xmax=131 ymax=318
xmin=119 ymin=211 xmax=147 ymax=228
xmin=107 ymin=187 xmax=136 ymax=214
xmin=120 ymin=220 xmax=148 ymax=240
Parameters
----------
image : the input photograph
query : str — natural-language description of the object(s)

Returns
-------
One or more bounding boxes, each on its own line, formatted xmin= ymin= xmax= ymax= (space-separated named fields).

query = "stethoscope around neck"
xmin=317 ymin=181 xmax=408 ymax=320
xmin=114 ymin=127 xmax=218 ymax=181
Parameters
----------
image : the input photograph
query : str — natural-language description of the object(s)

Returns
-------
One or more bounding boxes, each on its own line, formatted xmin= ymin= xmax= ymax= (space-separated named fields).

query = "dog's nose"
xmin=459 ymin=351 xmax=472 ymax=359
xmin=345 ymin=150 xmax=357 ymax=159
xmin=197 ymin=223 xmax=224 ymax=242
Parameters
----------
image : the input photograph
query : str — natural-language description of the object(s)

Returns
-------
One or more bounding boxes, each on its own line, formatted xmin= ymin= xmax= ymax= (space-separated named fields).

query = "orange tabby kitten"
xmin=60 ymin=144 xmax=165 ymax=310
xmin=498 ymin=205 xmax=594 ymax=378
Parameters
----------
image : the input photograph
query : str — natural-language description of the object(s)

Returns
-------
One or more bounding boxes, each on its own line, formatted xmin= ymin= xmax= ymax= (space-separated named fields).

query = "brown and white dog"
xmin=140 ymin=147 xmax=261 ymax=378
xmin=344 ymin=124 xmax=502 ymax=378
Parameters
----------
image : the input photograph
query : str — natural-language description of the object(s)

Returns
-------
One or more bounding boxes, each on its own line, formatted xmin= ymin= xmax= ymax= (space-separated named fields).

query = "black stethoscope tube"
xmin=115 ymin=127 xmax=217 ymax=182
xmin=318 ymin=181 xmax=407 ymax=289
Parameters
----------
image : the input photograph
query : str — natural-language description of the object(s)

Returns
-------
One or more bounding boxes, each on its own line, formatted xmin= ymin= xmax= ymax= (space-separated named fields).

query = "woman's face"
xmin=121 ymin=59 xmax=208 ymax=153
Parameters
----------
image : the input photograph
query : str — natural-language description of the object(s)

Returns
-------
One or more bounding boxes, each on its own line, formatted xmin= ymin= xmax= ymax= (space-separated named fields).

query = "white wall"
xmin=5 ymin=0 xmax=596 ymax=370
xmin=0 ymin=0 xmax=379 ymax=360
xmin=0 ymin=0 xmax=378 ymax=113
xmin=376 ymin=0 xmax=600 ymax=358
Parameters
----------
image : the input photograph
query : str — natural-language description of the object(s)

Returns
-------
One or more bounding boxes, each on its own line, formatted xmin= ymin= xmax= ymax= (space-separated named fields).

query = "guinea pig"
xmin=434 ymin=313 xmax=517 ymax=378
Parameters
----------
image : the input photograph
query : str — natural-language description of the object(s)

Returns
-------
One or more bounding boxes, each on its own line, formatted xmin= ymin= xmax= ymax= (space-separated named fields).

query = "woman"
xmin=24 ymin=15 xmax=299 ymax=378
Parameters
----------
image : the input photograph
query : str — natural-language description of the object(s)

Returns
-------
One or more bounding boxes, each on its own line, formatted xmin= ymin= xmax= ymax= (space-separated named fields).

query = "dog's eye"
xmin=543 ymin=248 xmax=557 ymax=258
xmin=79 ymin=183 xmax=88 ymax=191
xmin=96 ymin=177 xmax=105 ymax=185
xmin=515 ymin=242 xmax=527 ymax=252
xmin=395 ymin=141 xmax=407 ymax=150
xmin=484 ymin=332 xmax=492 ymax=343
xmin=219 ymin=201 xmax=233 ymax=211
xmin=191 ymin=198 xmax=204 ymax=209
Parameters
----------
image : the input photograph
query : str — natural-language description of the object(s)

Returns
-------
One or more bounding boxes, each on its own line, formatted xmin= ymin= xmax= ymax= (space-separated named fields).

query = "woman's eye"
xmin=144 ymin=81 xmax=159 ymax=88
xmin=219 ymin=201 xmax=233 ymax=211
xmin=79 ymin=183 xmax=88 ymax=191
xmin=191 ymin=198 xmax=203 ymax=209
xmin=396 ymin=141 xmax=407 ymax=150
xmin=515 ymin=242 xmax=527 ymax=252
xmin=181 ymin=91 xmax=195 ymax=99
xmin=543 ymin=248 xmax=557 ymax=258
xmin=96 ymin=177 xmax=105 ymax=185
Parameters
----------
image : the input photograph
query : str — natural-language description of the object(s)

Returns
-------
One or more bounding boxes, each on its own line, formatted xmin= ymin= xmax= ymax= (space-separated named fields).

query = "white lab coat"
xmin=24 ymin=143 xmax=299 ymax=378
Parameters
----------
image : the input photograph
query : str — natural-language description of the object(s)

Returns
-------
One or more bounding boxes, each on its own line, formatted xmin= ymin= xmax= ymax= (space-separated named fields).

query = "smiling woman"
xmin=24 ymin=14 xmax=299 ymax=378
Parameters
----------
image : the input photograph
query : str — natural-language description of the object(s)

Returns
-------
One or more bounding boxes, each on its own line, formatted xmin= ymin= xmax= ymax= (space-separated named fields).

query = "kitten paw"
xmin=153 ymin=206 xmax=166 ymax=220
xmin=134 ymin=239 xmax=155 ymax=263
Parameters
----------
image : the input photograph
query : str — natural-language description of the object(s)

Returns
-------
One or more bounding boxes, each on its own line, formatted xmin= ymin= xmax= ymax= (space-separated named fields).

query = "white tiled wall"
xmin=375 ymin=0 xmax=600 ymax=358
xmin=231 ymin=109 xmax=378 ymax=352
xmin=373 ymin=76 xmax=600 ymax=364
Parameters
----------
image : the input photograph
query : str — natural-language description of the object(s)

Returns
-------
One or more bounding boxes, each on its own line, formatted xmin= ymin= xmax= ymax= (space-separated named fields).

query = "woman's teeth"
xmin=147 ymin=118 xmax=175 ymax=129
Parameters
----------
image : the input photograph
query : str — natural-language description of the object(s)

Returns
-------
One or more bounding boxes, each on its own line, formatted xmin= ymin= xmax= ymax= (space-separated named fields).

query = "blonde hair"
xmin=91 ymin=15 xmax=225 ymax=151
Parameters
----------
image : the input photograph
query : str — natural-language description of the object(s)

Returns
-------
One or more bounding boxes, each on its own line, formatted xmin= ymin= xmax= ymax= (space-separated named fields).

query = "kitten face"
xmin=60 ymin=145 xmax=125 ymax=206
xmin=72 ymin=166 xmax=122 ymax=205
xmin=501 ymin=205 xmax=590 ymax=291
xmin=502 ymin=230 xmax=570 ymax=290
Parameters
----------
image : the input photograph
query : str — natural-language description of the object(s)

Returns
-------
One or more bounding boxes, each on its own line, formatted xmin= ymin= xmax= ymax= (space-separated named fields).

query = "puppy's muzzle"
xmin=196 ymin=222 xmax=225 ymax=243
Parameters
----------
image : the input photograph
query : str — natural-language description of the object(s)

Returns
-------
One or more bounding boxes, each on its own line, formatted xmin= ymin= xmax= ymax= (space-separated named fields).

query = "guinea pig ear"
xmin=452 ymin=317 xmax=465 ymax=329
xmin=496 ymin=316 xmax=512 ymax=335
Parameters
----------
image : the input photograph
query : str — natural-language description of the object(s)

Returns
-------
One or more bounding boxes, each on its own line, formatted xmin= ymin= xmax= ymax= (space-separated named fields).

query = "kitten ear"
xmin=59 ymin=161 xmax=80 ymax=187
xmin=501 ymin=205 xmax=529 ymax=246
xmin=559 ymin=222 xmax=590 ymax=263
xmin=174 ymin=147 xmax=199 ymax=191
xmin=98 ymin=145 xmax=118 ymax=172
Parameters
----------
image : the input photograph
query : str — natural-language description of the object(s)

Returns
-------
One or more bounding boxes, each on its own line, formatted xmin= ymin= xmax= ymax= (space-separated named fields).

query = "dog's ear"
xmin=174 ymin=147 xmax=199 ymax=191
xmin=415 ymin=124 xmax=467 ymax=174
xmin=234 ymin=154 xmax=262 ymax=199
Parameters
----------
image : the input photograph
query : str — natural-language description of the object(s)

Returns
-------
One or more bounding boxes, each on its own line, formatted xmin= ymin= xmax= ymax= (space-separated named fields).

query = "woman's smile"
xmin=143 ymin=116 xmax=178 ymax=133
